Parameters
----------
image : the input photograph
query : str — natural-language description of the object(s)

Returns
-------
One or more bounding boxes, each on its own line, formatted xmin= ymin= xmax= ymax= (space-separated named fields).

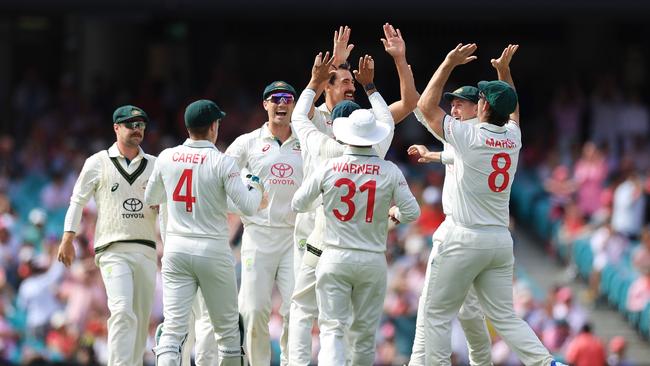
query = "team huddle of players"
xmin=58 ymin=23 xmax=569 ymax=366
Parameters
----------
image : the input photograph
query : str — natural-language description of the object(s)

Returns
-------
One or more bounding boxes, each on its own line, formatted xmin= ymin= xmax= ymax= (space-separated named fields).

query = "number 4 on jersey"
xmin=173 ymin=169 xmax=196 ymax=212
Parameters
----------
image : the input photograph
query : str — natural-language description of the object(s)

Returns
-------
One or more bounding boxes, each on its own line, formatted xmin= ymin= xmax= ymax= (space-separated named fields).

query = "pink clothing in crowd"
xmin=565 ymin=331 xmax=607 ymax=366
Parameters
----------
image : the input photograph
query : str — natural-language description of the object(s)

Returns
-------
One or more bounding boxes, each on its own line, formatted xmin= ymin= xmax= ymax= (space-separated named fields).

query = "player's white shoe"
xmin=550 ymin=361 xmax=569 ymax=366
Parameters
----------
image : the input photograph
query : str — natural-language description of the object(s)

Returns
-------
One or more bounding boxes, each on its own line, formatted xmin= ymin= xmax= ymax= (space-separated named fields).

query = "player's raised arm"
xmin=417 ymin=43 xmax=477 ymax=139
xmin=491 ymin=44 xmax=520 ymax=124
xmin=332 ymin=25 xmax=354 ymax=66
xmin=291 ymin=166 xmax=324 ymax=214
xmin=293 ymin=52 xmax=344 ymax=159
xmin=354 ymin=54 xmax=393 ymax=128
xmin=381 ymin=23 xmax=419 ymax=124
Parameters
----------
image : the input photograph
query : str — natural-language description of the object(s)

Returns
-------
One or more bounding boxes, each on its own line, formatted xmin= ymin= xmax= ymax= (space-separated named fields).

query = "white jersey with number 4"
xmin=292 ymin=146 xmax=420 ymax=253
xmin=145 ymin=139 xmax=262 ymax=251
xmin=443 ymin=116 xmax=521 ymax=228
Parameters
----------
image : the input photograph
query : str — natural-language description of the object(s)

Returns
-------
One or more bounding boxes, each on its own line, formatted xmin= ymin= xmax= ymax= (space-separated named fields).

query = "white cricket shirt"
xmin=413 ymin=108 xmax=478 ymax=217
xmin=145 ymin=139 xmax=262 ymax=250
xmin=225 ymin=122 xmax=303 ymax=228
xmin=292 ymin=89 xmax=396 ymax=246
xmin=292 ymin=89 xmax=395 ymax=177
xmin=292 ymin=146 xmax=420 ymax=253
xmin=443 ymin=117 xmax=521 ymax=228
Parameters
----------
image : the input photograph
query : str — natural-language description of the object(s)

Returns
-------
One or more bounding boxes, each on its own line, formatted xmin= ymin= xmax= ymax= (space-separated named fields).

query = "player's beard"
xmin=125 ymin=133 xmax=143 ymax=147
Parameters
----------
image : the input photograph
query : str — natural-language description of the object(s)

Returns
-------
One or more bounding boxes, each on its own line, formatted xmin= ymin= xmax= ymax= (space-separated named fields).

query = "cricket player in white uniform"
xmin=225 ymin=81 xmax=302 ymax=365
xmin=57 ymin=105 xmax=157 ymax=366
xmin=146 ymin=99 xmax=265 ymax=366
xmin=407 ymin=86 xmax=492 ymax=366
xmin=292 ymin=108 xmax=420 ymax=366
xmin=289 ymin=24 xmax=419 ymax=365
xmin=416 ymin=43 xmax=566 ymax=366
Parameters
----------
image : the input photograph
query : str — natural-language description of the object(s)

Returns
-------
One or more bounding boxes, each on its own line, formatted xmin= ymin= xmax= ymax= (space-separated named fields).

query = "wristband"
xmin=364 ymin=82 xmax=376 ymax=92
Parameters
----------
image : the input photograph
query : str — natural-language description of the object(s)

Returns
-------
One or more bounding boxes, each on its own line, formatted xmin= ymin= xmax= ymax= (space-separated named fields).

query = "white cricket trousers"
xmin=96 ymin=243 xmax=157 ymax=366
xmin=181 ymin=288 xmax=219 ymax=365
xmin=316 ymin=247 xmax=387 ymax=366
xmin=155 ymin=238 xmax=242 ymax=366
xmin=423 ymin=225 xmax=553 ymax=366
xmin=239 ymin=224 xmax=294 ymax=366
xmin=410 ymin=220 xmax=492 ymax=366
xmin=288 ymin=210 xmax=320 ymax=366
xmin=288 ymin=259 xmax=318 ymax=366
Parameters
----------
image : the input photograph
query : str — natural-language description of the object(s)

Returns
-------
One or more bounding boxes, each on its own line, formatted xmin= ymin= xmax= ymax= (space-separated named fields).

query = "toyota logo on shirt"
xmin=123 ymin=198 xmax=143 ymax=212
xmin=122 ymin=198 xmax=146 ymax=219
xmin=270 ymin=163 xmax=293 ymax=178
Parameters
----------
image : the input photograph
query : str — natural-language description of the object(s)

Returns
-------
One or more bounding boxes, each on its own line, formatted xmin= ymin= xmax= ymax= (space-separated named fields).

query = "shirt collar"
xmin=108 ymin=142 xmax=145 ymax=161
xmin=260 ymin=122 xmax=297 ymax=143
xmin=344 ymin=145 xmax=378 ymax=157
xmin=476 ymin=122 xmax=508 ymax=133
xmin=464 ymin=117 xmax=480 ymax=125
xmin=317 ymin=102 xmax=331 ymax=115
xmin=182 ymin=139 xmax=217 ymax=148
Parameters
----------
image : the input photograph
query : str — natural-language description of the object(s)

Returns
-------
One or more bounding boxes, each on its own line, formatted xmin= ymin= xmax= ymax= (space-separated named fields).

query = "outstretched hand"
xmin=491 ymin=44 xmax=519 ymax=72
xmin=333 ymin=26 xmax=354 ymax=65
xmin=380 ymin=23 xmax=406 ymax=59
xmin=408 ymin=144 xmax=440 ymax=163
xmin=445 ymin=43 xmax=478 ymax=67
xmin=310 ymin=51 xmax=337 ymax=86
xmin=353 ymin=55 xmax=375 ymax=87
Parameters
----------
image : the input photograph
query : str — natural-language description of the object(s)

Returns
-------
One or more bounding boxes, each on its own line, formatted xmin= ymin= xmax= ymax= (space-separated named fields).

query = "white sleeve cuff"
xmin=440 ymin=149 xmax=454 ymax=165
xmin=63 ymin=201 xmax=85 ymax=233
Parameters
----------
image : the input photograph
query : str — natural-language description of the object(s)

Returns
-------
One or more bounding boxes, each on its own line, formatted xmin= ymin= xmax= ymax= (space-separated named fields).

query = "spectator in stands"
xmin=590 ymin=220 xmax=629 ymax=298
xmin=574 ymin=142 xmax=608 ymax=219
xmin=58 ymin=261 xmax=107 ymax=333
xmin=40 ymin=165 xmax=75 ymax=211
xmin=552 ymin=286 xmax=587 ymax=335
xmin=45 ymin=311 xmax=78 ymax=361
xmin=565 ymin=323 xmax=607 ymax=366
xmin=16 ymin=251 xmax=65 ymax=341
xmin=0 ymin=218 xmax=20 ymax=288
xmin=611 ymin=164 xmax=646 ymax=241
xmin=607 ymin=336 xmax=632 ymax=366
xmin=544 ymin=165 xmax=577 ymax=220
xmin=0 ymin=290 xmax=18 ymax=360
xmin=627 ymin=226 xmax=650 ymax=313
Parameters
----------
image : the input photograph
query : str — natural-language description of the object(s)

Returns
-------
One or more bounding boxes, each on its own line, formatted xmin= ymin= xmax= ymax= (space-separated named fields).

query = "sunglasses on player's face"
xmin=122 ymin=121 xmax=147 ymax=130
xmin=266 ymin=93 xmax=295 ymax=105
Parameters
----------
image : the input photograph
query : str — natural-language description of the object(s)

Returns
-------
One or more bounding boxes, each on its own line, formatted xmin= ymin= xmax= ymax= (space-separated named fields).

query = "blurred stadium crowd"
xmin=0 ymin=19 xmax=648 ymax=366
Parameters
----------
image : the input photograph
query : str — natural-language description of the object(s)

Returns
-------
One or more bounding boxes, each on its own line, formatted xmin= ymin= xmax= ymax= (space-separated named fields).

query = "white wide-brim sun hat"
xmin=332 ymin=109 xmax=391 ymax=146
